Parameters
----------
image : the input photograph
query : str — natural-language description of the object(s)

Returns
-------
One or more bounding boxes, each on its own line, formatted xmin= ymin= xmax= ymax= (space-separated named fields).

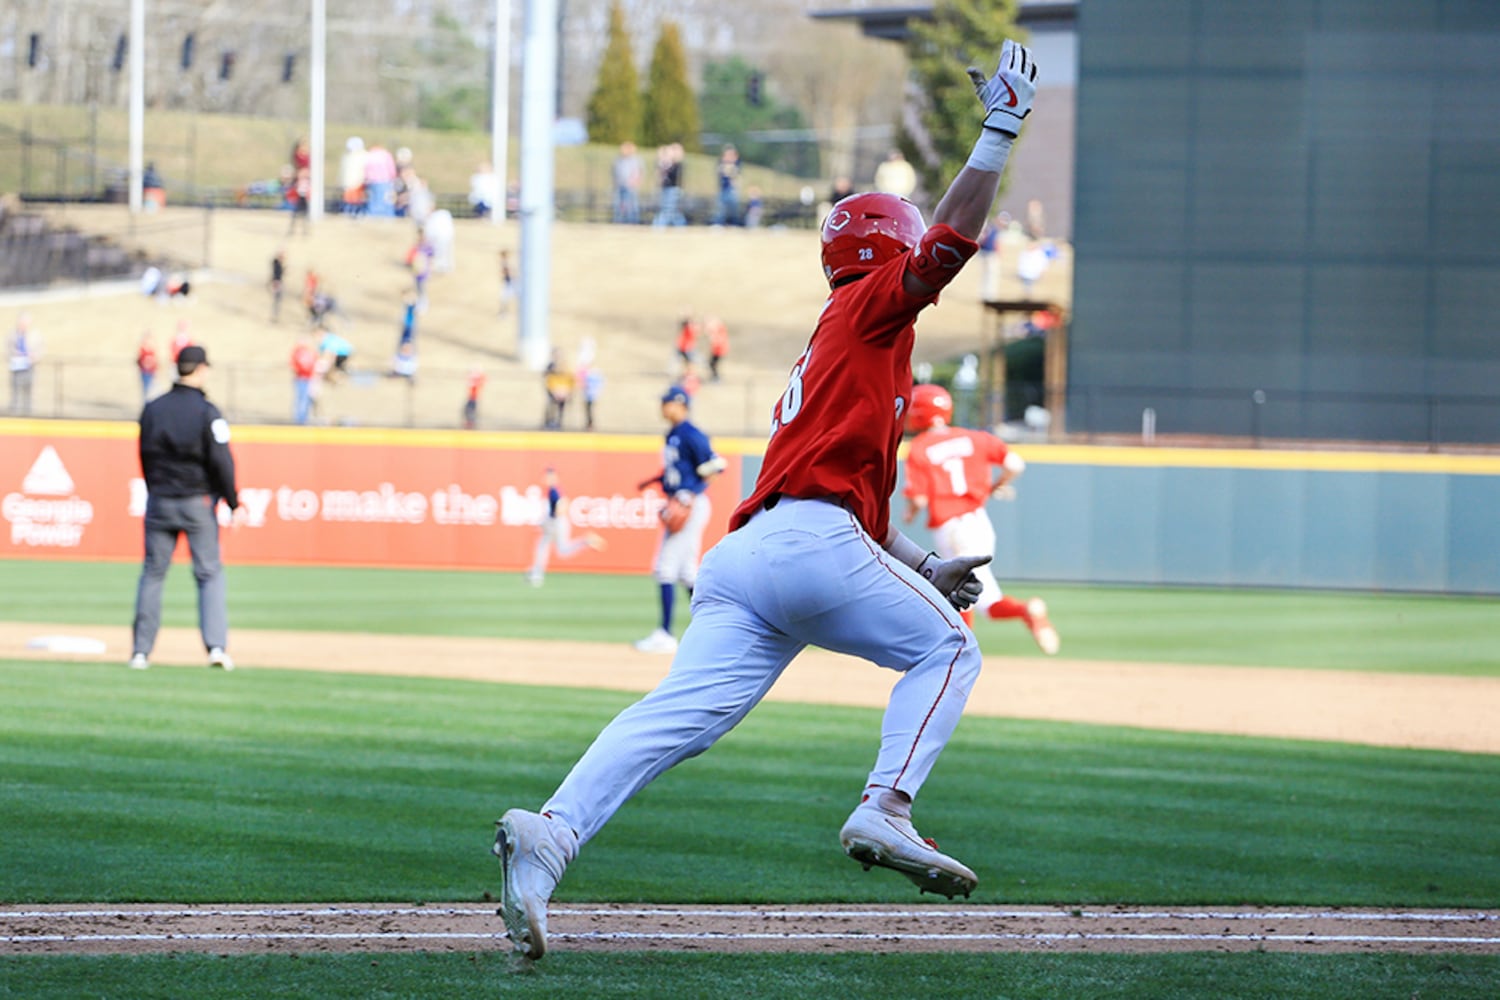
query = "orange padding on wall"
xmin=0 ymin=427 xmax=741 ymax=572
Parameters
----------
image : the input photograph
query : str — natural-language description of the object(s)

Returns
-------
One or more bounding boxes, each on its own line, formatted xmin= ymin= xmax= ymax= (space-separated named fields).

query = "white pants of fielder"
xmin=543 ymin=497 xmax=981 ymax=846
xmin=529 ymin=515 xmax=589 ymax=580
xmin=932 ymin=508 xmax=1006 ymax=615
xmin=652 ymin=493 xmax=712 ymax=587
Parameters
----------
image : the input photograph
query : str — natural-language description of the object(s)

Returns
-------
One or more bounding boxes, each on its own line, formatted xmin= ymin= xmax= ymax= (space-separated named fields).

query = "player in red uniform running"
xmin=492 ymin=39 xmax=1040 ymax=961
xmin=903 ymin=383 xmax=1059 ymax=654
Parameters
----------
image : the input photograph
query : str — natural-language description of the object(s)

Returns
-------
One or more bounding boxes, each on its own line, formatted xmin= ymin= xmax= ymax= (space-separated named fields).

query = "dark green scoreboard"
xmin=1069 ymin=1 xmax=1500 ymax=444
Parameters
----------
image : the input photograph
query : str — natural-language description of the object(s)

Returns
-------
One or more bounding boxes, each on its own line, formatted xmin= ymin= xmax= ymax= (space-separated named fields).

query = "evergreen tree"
xmin=902 ymin=0 xmax=1023 ymax=196
xmin=642 ymin=21 xmax=700 ymax=152
xmin=699 ymin=58 xmax=820 ymax=177
xmin=586 ymin=2 xmax=642 ymax=145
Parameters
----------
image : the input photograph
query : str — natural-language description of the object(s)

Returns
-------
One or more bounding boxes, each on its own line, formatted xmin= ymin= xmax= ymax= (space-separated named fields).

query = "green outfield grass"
xmin=4 ymin=559 xmax=1498 ymax=995
xmin=2 ymin=559 xmax=1498 ymax=674
xmin=6 ymin=660 xmax=1497 ymax=907
xmin=6 ymin=952 xmax=1497 ymax=1000
xmin=1 ymin=659 xmax=1497 ymax=997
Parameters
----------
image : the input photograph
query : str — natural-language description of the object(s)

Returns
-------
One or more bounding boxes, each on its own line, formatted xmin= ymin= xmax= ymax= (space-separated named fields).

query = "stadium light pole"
xmin=127 ymin=0 xmax=144 ymax=214
xmin=309 ymin=0 xmax=327 ymax=223
xmin=517 ymin=0 xmax=557 ymax=371
xmin=492 ymin=0 xmax=511 ymax=225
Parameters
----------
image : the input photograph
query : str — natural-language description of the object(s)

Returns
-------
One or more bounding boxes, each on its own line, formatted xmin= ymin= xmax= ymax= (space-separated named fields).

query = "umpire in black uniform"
xmin=129 ymin=345 xmax=240 ymax=670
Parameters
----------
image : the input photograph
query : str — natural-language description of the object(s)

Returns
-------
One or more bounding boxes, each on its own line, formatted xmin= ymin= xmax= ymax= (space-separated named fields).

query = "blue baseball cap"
xmin=661 ymin=385 xmax=690 ymax=406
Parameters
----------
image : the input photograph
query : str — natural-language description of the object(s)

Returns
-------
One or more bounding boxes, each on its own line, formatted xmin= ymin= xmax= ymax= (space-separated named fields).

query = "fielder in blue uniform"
xmin=633 ymin=385 xmax=725 ymax=653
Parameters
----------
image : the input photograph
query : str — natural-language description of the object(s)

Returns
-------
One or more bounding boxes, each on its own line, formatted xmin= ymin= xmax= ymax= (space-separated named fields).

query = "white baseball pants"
xmin=933 ymin=507 xmax=1005 ymax=614
xmin=652 ymin=493 xmax=712 ymax=587
xmin=544 ymin=496 xmax=981 ymax=846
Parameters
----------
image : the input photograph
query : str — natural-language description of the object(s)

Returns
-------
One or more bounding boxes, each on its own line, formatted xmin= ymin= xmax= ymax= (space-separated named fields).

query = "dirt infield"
xmin=4 ymin=903 xmax=1498 ymax=956
xmin=6 ymin=621 xmax=1499 ymax=957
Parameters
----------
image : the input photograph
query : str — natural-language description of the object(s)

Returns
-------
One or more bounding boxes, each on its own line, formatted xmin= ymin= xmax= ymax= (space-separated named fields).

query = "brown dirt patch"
xmin=3 ymin=903 xmax=1497 ymax=957
xmin=7 ymin=621 xmax=1498 ymax=753
xmin=5 ymin=621 xmax=1498 ymax=957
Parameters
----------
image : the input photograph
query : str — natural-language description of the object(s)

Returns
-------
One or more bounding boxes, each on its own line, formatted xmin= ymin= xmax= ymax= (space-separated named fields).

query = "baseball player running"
xmin=633 ymin=385 xmax=726 ymax=653
xmin=525 ymin=467 xmax=605 ymax=587
xmin=903 ymin=383 xmax=1059 ymax=653
xmin=494 ymin=39 xmax=1040 ymax=961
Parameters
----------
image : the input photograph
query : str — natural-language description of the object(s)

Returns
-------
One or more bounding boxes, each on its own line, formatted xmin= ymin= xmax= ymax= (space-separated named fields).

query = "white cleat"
xmin=493 ymin=809 xmax=575 ymax=961
xmin=1025 ymin=598 xmax=1060 ymax=656
xmin=128 ymin=654 xmax=149 ymax=670
xmin=208 ymin=648 xmax=234 ymax=671
xmin=839 ymin=790 xmax=977 ymax=899
xmin=632 ymin=628 xmax=677 ymax=654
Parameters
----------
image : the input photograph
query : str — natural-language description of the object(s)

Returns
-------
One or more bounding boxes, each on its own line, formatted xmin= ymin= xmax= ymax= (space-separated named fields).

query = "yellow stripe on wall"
xmin=3 ymin=419 xmax=1496 ymax=475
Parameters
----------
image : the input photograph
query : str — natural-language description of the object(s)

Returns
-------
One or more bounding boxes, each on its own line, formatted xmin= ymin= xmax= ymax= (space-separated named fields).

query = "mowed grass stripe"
xmin=1 ymin=559 xmax=1496 ymax=675
xmin=4 ymin=951 xmax=1498 ymax=1000
xmin=2 ymin=659 xmax=1496 ymax=908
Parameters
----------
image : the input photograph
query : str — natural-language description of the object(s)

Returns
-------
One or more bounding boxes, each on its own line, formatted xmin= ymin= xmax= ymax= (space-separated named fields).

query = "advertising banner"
xmin=0 ymin=421 xmax=742 ymax=573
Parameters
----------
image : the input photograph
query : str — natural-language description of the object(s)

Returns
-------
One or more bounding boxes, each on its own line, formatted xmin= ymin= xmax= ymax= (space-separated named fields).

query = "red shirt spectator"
xmin=675 ymin=315 xmax=698 ymax=364
xmin=291 ymin=340 xmax=318 ymax=379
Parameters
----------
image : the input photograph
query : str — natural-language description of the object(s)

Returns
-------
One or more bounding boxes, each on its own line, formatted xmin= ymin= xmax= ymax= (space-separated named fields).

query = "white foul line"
xmin=2 ymin=906 xmax=1495 ymax=923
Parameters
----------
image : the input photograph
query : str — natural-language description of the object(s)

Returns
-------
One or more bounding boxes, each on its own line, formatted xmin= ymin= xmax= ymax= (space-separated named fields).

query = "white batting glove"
xmin=917 ymin=553 xmax=992 ymax=611
xmin=966 ymin=39 xmax=1038 ymax=138
xmin=991 ymin=484 xmax=1017 ymax=502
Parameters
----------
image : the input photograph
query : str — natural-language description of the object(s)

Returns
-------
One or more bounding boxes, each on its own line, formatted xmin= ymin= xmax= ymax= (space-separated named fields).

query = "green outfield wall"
xmin=741 ymin=443 xmax=1500 ymax=595
xmin=891 ymin=445 xmax=1500 ymax=595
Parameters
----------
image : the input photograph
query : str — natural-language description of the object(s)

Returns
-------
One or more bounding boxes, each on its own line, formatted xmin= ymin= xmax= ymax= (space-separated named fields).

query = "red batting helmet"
xmin=820 ymin=192 xmax=927 ymax=288
xmin=906 ymin=383 xmax=953 ymax=434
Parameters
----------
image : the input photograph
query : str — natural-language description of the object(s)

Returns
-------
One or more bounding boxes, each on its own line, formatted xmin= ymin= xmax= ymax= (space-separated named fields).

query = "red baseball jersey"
xmin=905 ymin=425 xmax=1010 ymax=528
xmin=731 ymin=224 xmax=976 ymax=541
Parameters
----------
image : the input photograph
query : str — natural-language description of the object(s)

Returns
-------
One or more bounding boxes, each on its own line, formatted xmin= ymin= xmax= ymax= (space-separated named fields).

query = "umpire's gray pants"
xmin=131 ymin=494 xmax=228 ymax=656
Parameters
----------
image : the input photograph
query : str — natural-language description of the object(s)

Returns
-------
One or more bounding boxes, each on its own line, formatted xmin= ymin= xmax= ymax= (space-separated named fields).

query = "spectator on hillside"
xmin=142 ymin=162 xmax=166 ymax=211
xmin=424 ymin=208 xmax=455 ymax=273
xmin=498 ymin=250 xmax=517 ymax=316
xmin=136 ymin=330 xmax=158 ymax=403
xmin=713 ymin=145 xmax=741 ymax=226
xmin=743 ymin=185 xmax=764 ymax=228
xmin=8 ymin=313 xmax=37 ymax=415
xmin=1017 ymin=239 xmax=1052 ymax=297
xmin=363 ymin=143 xmax=398 ymax=218
xmin=706 ymin=316 xmax=730 ymax=382
xmin=290 ymin=330 xmax=319 ymax=425
xmin=469 ymin=161 xmax=501 ymax=219
xmin=389 ymin=341 xmax=419 ymax=380
xmin=303 ymin=269 xmax=321 ymax=322
xmin=675 ymin=312 xmax=699 ymax=369
xmin=287 ymin=167 xmax=311 ymax=236
xmin=654 ymin=143 xmax=685 ymax=227
xmin=407 ymin=235 xmax=434 ymax=312
xmin=543 ymin=349 xmax=574 ymax=430
xmin=398 ymin=288 xmax=418 ymax=350
xmin=308 ymin=282 xmax=342 ymax=327
xmin=269 ymin=249 xmax=286 ymax=322
xmin=582 ymin=365 xmax=604 ymax=432
xmin=291 ymin=136 xmax=311 ymax=174
xmin=339 ymin=137 xmax=367 ymax=216
xmin=1024 ymin=197 xmax=1046 ymax=240
xmin=317 ymin=326 xmax=354 ymax=381
xmin=464 ymin=367 xmax=487 ymax=430
xmin=873 ymin=148 xmax=917 ymax=199
xmin=612 ymin=141 xmax=643 ymax=224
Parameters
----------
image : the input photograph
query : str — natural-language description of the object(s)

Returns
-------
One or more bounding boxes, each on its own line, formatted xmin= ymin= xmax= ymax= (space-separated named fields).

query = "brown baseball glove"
xmin=661 ymin=493 xmax=693 ymax=533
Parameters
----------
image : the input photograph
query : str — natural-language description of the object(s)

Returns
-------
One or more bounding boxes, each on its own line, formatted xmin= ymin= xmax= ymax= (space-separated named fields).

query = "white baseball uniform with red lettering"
xmin=904 ymin=425 xmax=1021 ymax=614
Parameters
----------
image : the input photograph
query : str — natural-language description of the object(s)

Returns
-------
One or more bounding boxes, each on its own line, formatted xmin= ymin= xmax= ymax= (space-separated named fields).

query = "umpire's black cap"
xmin=177 ymin=345 xmax=210 ymax=375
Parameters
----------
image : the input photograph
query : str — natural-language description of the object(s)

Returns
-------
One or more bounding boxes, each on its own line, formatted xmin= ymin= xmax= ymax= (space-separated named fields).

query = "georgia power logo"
xmin=3 ymin=445 xmax=94 ymax=547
